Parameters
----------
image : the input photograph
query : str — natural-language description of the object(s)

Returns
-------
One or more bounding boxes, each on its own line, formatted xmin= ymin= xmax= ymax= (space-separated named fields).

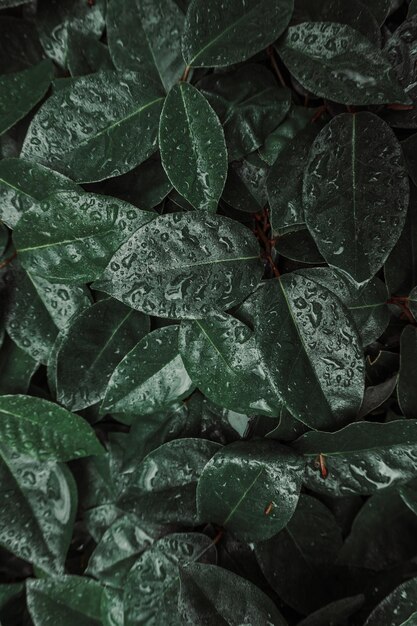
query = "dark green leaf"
xmin=67 ymin=29 xmax=114 ymax=77
xmin=14 ymin=191 xmax=155 ymax=283
xmin=385 ymin=185 xmax=417 ymax=296
xmin=123 ymin=533 xmax=216 ymax=626
xmin=0 ymin=60 xmax=54 ymax=137
xmin=0 ymin=17 xmax=43 ymax=75
xmin=36 ymin=0 xmax=106 ymax=67
xmin=295 ymin=419 xmax=417 ymax=496
xmin=179 ymin=313 xmax=281 ymax=416
xmin=198 ymin=65 xmax=291 ymax=161
xmin=159 ymin=82 xmax=227 ymax=212
xmin=93 ymin=212 xmax=263 ymax=319
xmin=120 ymin=438 xmax=221 ymax=524
xmin=197 ymin=440 xmax=304 ymax=541
xmin=55 ymin=298 xmax=150 ymax=411
xmin=0 ymin=158 xmax=80 ymax=230
xmin=255 ymin=274 xmax=365 ymax=429
xmin=274 ymin=228 xmax=324 ymax=264
xmin=366 ymin=0 xmax=391 ymax=24
xmin=182 ymin=0 xmax=294 ymax=68
xmin=102 ymin=325 xmax=194 ymax=422
xmin=402 ymin=132 xmax=417 ymax=189
xmin=178 ymin=562 xmax=287 ymax=626
xmin=27 ymin=576 xmax=103 ymax=626
xmin=398 ymin=326 xmax=417 ymax=418
xmin=21 ymin=71 xmax=165 ymax=183
xmin=0 ymin=334 xmax=39 ymax=395
xmin=297 ymin=595 xmax=365 ymax=626
xmin=358 ymin=374 xmax=398 ymax=418
xmin=303 ymin=112 xmax=409 ymax=284
xmin=0 ymin=394 xmax=104 ymax=461
xmin=0 ymin=443 xmax=76 ymax=574
xmin=277 ymin=22 xmax=408 ymax=105
xmin=222 ymin=154 xmax=268 ymax=213
xmin=364 ymin=576 xmax=417 ymax=626
xmin=411 ymin=286 xmax=417 ymax=321
xmin=255 ymin=495 xmax=343 ymax=614
xmin=107 ymin=0 xmax=184 ymax=91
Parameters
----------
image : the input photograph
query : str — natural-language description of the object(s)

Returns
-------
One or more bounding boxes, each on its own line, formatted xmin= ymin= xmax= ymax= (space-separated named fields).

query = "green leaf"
xmin=93 ymin=212 xmax=263 ymax=319
xmin=367 ymin=0 xmax=391 ymax=24
xmin=120 ymin=438 xmax=221 ymax=524
xmin=0 ymin=443 xmax=76 ymax=574
xmin=198 ymin=65 xmax=291 ymax=161
xmin=0 ymin=17 xmax=43 ymax=75
xmin=182 ymin=0 xmax=294 ymax=68
xmin=159 ymin=82 xmax=227 ymax=212
xmin=339 ymin=491 xmax=417 ymax=570
xmin=364 ymin=576 xmax=417 ymax=626
xmin=255 ymin=495 xmax=343 ymax=614
xmin=297 ymin=596 xmax=365 ymax=626
xmin=294 ymin=419 xmax=417 ymax=496
xmin=178 ymin=562 xmax=287 ymax=626
xmin=0 ymin=158 xmax=81 ymax=230
xmin=36 ymin=0 xmax=106 ymax=67
xmin=14 ymin=191 xmax=155 ymax=283
xmin=385 ymin=185 xmax=417 ymax=296
xmin=102 ymin=325 xmax=194 ymax=422
xmin=274 ymin=228 xmax=324 ymax=264
xmin=255 ymin=274 xmax=365 ymax=429
xmin=222 ymin=154 xmax=268 ymax=213
xmin=0 ymin=334 xmax=39 ymax=395
xmin=277 ymin=22 xmax=408 ymax=105
xmin=67 ymin=29 xmax=114 ymax=77
xmin=56 ymin=298 xmax=150 ymax=411
xmin=21 ymin=71 xmax=165 ymax=183
xmin=0 ymin=394 xmax=104 ymax=461
xmin=0 ymin=60 xmax=54 ymax=137
xmin=179 ymin=313 xmax=281 ymax=416
xmin=27 ymin=576 xmax=103 ymax=626
xmin=303 ymin=112 xmax=409 ymax=284
xmin=86 ymin=514 xmax=164 ymax=588
xmin=398 ymin=326 xmax=417 ymax=418
xmin=402 ymin=132 xmax=417 ymax=189
xmin=196 ymin=439 xmax=304 ymax=541
xmin=123 ymin=533 xmax=216 ymax=626
xmin=107 ymin=0 xmax=185 ymax=92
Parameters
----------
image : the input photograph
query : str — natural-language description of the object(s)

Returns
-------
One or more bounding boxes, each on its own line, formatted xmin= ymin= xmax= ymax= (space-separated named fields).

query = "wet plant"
xmin=2 ymin=0 xmax=417 ymax=624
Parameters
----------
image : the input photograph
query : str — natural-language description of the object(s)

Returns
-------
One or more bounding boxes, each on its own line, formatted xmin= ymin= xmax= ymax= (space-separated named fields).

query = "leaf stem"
xmin=0 ymin=250 xmax=17 ymax=270
xmin=180 ymin=65 xmax=191 ymax=82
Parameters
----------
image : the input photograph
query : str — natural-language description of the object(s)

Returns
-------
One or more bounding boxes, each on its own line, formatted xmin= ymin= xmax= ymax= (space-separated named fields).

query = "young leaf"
xmin=93 ymin=212 xmax=263 ymax=319
xmin=364 ymin=576 xmax=417 ymax=626
xmin=196 ymin=439 xmax=304 ymax=541
xmin=294 ymin=419 xmax=417 ymax=496
xmin=56 ymin=298 xmax=150 ymax=411
xmin=182 ymin=0 xmax=294 ymax=68
xmin=14 ymin=191 xmax=155 ymax=283
xmin=178 ymin=563 xmax=287 ymax=626
xmin=26 ymin=576 xmax=103 ymax=626
xmin=277 ymin=22 xmax=408 ymax=105
xmin=303 ymin=112 xmax=409 ymax=284
xmin=123 ymin=533 xmax=216 ymax=626
xmin=178 ymin=313 xmax=281 ymax=416
xmin=255 ymin=495 xmax=343 ymax=614
xmin=0 ymin=394 xmax=104 ymax=461
xmin=0 ymin=60 xmax=54 ymax=137
xmin=102 ymin=325 xmax=194 ymax=422
xmin=159 ymin=82 xmax=227 ymax=212
xmin=21 ymin=71 xmax=165 ymax=183
xmin=0 ymin=158 xmax=80 ymax=229
xmin=120 ymin=438 xmax=221 ymax=524
xmin=0 ymin=444 xmax=76 ymax=575
xmin=255 ymin=274 xmax=365 ymax=429
xmin=398 ymin=326 xmax=417 ymax=418
xmin=107 ymin=0 xmax=184 ymax=92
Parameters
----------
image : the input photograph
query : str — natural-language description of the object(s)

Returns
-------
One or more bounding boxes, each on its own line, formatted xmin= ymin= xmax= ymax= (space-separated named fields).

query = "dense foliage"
xmin=2 ymin=0 xmax=417 ymax=624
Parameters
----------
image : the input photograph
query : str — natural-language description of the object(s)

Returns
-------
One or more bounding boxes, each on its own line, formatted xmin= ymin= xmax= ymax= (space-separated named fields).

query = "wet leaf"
xmin=159 ymin=82 xmax=227 ymax=212
xmin=274 ymin=228 xmax=324 ymax=264
xmin=56 ymin=298 xmax=150 ymax=411
xmin=222 ymin=154 xmax=268 ymax=213
xmin=120 ymin=438 xmax=221 ymax=525
xmin=297 ymin=595 xmax=365 ymax=626
xmin=277 ymin=22 xmax=408 ymax=105
xmin=255 ymin=274 xmax=365 ymax=429
xmin=93 ymin=212 xmax=263 ymax=319
xmin=385 ymin=185 xmax=417 ymax=296
xmin=179 ymin=313 xmax=281 ymax=416
xmin=27 ymin=576 xmax=103 ymax=626
xmin=0 ymin=334 xmax=39 ymax=395
xmin=398 ymin=326 xmax=417 ymax=418
xmin=0 ymin=443 xmax=76 ymax=575
xmin=0 ymin=60 xmax=54 ymax=137
xmin=303 ymin=112 xmax=409 ymax=284
xmin=364 ymin=576 xmax=417 ymax=626
xmin=0 ymin=17 xmax=43 ymax=75
xmin=178 ymin=562 xmax=287 ymax=626
xmin=67 ymin=29 xmax=113 ymax=77
xmin=107 ymin=0 xmax=184 ymax=92
xmin=21 ymin=71 xmax=165 ymax=183
xmin=255 ymin=495 xmax=343 ymax=614
xmin=102 ymin=325 xmax=194 ymax=422
xmin=197 ymin=439 xmax=304 ymax=541
xmin=14 ymin=191 xmax=155 ymax=283
xmin=182 ymin=0 xmax=294 ymax=68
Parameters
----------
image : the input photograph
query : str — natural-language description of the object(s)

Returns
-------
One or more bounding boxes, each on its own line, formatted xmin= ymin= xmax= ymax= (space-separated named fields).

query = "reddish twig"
xmin=0 ymin=250 xmax=17 ymax=270
xmin=180 ymin=65 xmax=191 ymax=82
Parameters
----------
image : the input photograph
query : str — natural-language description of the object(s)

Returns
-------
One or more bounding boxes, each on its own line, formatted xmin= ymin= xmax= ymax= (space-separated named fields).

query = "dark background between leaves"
xmin=2 ymin=0 xmax=417 ymax=624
